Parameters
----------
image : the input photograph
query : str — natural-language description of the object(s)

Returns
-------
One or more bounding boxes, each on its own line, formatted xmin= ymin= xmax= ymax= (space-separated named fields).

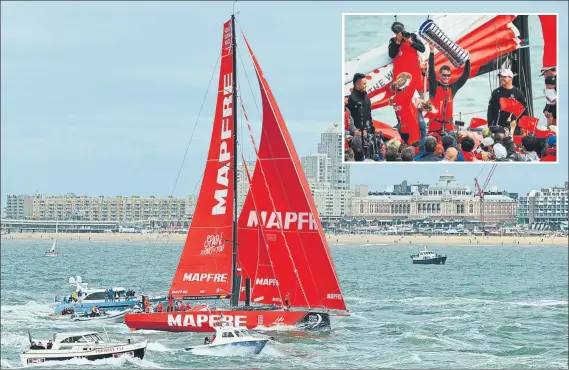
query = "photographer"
xmin=389 ymin=21 xmax=425 ymax=95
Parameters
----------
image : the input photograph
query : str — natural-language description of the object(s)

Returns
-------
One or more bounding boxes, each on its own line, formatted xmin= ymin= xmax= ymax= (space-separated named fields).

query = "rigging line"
xmin=136 ymin=50 xmax=222 ymax=290
xmin=235 ymin=24 xmax=262 ymax=120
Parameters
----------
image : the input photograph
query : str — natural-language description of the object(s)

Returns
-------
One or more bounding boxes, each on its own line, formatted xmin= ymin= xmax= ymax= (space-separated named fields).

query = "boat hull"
xmin=412 ymin=256 xmax=447 ymax=264
xmin=21 ymin=343 xmax=146 ymax=367
xmin=124 ymin=309 xmax=333 ymax=333
xmin=186 ymin=339 xmax=268 ymax=355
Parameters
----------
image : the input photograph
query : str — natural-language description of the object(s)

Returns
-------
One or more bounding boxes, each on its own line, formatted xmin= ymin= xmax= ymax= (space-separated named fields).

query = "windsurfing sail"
xmin=238 ymin=33 xmax=347 ymax=311
xmin=344 ymin=15 xmax=527 ymax=113
xmin=168 ymin=20 xmax=235 ymax=300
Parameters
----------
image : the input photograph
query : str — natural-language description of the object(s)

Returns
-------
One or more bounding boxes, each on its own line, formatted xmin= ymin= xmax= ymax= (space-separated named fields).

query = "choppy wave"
xmin=1 ymin=240 xmax=567 ymax=368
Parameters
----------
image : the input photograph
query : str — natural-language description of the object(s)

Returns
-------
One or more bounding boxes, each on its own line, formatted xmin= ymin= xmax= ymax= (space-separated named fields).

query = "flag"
xmin=469 ymin=117 xmax=487 ymax=129
xmin=513 ymin=136 xmax=523 ymax=145
xmin=499 ymin=97 xmax=526 ymax=118
xmin=534 ymin=127 xmax=555 ymax=139
xmin=517 ymin=115 xmax=539 ymax=132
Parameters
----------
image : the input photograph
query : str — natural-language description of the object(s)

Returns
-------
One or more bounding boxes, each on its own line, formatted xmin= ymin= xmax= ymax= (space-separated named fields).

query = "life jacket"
xmin=393 ymin=41 xmax=423 ymax=93
xmin=392 ymin=88 xmax=421 ymax=145
xmin=429 ymin=84 xmax=455 ymax=132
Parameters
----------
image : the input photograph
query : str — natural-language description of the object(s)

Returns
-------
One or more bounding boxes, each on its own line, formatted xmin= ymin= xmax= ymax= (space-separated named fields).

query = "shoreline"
xmin=1 ymin=232 xmax=567 ymax=247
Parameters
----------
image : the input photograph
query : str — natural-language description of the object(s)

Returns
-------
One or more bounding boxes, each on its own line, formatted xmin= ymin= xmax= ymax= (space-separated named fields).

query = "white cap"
xmin=493 ymin=143 xmax=507 ymax=159
xmin=498 ymin=69 xmax=514 ymax=78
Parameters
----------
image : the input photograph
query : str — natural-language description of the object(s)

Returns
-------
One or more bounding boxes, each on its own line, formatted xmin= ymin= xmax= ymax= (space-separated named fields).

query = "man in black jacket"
xmin=346 ymin=73 xmax=373 ymax=134
xmin=487 ymin=69 xmax=528 ymax=134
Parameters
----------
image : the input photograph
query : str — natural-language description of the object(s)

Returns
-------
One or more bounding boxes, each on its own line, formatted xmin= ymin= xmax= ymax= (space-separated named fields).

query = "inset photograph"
xmin=343 ymin=14 xmax=557 ymax=163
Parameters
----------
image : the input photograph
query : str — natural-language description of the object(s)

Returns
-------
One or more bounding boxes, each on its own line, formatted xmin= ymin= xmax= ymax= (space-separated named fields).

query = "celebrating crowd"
xmin=344 ymin=21 xmax=557 ymax=163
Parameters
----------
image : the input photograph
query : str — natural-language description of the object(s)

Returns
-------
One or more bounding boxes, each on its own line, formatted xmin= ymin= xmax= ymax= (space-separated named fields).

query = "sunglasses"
xmin=441 ymin=74 xmax=451 ymax=78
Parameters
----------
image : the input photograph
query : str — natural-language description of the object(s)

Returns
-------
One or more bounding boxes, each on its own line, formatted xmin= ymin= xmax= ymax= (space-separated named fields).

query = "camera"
xmin=401 ymin=31 xmax=411 ymax=39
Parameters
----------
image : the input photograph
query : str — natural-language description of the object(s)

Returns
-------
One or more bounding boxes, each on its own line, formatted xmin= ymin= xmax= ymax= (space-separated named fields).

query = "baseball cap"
xmin=493 ymin=143 xmax=507 ymax=159
xmin=481 ymin=137 xmax=494 ymax=147
xmin=540 ymin=66 xmax=556 ymax=76
xmin=498 ymin=69 xmax=514 ymax=78
xmin=547 ymin=136 xmax=557 ymax=147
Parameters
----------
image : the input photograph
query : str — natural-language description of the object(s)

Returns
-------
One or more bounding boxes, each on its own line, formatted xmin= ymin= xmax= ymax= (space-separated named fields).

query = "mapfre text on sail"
xmin=212 ymin=72 xmax=233 ymax=216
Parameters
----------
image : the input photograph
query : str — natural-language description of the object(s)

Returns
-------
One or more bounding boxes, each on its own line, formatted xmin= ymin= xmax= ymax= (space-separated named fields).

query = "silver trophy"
xmin=418 ymin=19 xmax=469 ymax=68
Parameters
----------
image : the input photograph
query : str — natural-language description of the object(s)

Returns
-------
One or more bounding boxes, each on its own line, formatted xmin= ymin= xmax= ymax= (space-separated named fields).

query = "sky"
xmin=1 ymin=1 xmax=567 ymax=207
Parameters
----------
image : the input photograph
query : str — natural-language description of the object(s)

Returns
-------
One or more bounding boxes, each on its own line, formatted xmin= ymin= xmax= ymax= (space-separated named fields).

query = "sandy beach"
xmin=1 ymin=232 xmax=567 ymax=247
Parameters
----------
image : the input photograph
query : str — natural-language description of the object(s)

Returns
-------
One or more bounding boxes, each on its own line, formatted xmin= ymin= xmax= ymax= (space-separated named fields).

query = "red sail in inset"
xmin=538 ymin=15 xmax=557 ymax=69
xmin=237 ymin=158 xmax=282 ymax=306
xmin=238 ymin=33 xmax=347 ymax=311
xmin=168 ymin=20 xmax=235 ymax=299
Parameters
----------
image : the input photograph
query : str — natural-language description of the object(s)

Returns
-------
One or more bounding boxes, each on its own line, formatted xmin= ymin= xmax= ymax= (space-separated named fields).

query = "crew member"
xmin=487 ymin=69 xmax=528 ymax=134
xmin=388 ymin=21 xmax=426 ymax=95
xmin=543 ymin=75 xmax=556 ymax=123
xmin=427 ymin=42 xmax=471 ymax=138
xmin=284 ymin=293 xmax=291 ymax=311
xmin=390 ymin=72 xmax=426 ymax=146
xmin=346 ymin=73 xmax=373 ymax=133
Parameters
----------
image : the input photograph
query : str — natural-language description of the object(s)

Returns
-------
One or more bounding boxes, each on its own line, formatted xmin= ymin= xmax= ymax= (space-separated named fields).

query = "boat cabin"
xmin=54 ymin=332 xmax=106 ymax=347
xmin=28 ymin=332 xmax=106 ymax=351
xmin=417 ymin=250 xmax=437 ymax=259
xmin=69 ymin=287 xmax=127 ymax=301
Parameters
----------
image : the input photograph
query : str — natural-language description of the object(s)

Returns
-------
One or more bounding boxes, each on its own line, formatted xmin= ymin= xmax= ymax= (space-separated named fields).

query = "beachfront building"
xmin=518 ymin=183 xmax=568 ymax=229
xmin=308 ymin=181 xmax=354 ymax=218
xmin=349 ymin=172 xmax=517 ymax=224
xmin=4 ymin=193 xmax=193 ymax=222
xmin=5 ymin=194 xmax=35 ymax=219
xmin=236 ymin=160 xmax=256 ymax=213
xmin=317 ymin=125 xmax=350 ymax=190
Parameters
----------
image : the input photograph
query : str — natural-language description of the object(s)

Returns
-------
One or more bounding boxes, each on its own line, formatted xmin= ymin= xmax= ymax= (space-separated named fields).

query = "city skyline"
xmin=2 ymin=2 xmax=567 ymax=207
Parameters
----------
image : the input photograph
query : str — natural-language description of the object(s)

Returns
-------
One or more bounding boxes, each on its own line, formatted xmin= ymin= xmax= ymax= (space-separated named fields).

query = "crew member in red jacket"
xmin=389 ymin=21 xmax=426 ymax=96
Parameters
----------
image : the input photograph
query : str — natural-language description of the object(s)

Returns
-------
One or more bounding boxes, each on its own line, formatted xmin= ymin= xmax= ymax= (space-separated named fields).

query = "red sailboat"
xmin=124 ymin=15 xmax=348 ymax=333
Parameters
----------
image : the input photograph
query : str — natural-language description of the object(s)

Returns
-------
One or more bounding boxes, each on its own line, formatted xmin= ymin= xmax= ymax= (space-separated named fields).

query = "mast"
xmin=230 ymin=13 xmax=239 ymax=307
xmin=512 ymin=15 xmax=533 ymax=116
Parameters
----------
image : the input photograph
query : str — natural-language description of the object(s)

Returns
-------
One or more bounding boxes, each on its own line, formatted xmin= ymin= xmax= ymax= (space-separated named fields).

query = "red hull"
xmin=124 ymin=309 xmax=316 ymax=333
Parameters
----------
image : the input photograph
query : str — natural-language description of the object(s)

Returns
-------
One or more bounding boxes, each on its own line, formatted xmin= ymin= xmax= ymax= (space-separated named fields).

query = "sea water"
xmin=344 ymin=15 xmax=549 ymax=126
xmin=1 ymin=239 xmax=567 ymax=368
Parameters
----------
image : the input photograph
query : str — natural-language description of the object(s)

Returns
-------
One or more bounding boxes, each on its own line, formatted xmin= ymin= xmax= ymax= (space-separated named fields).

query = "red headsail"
xmin=168 ymin=20 xmax=235 ymax=299
xmin=237 ymin=33 xmax=347 ymax=311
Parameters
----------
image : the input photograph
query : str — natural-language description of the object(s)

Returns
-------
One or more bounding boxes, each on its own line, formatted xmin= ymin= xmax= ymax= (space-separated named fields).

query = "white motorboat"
xmin=69 ymin=308 xmax=133 ymax=322
xmin=185 ymin=321 xmax=269 ymax=355
xmin=21 ymin=331 xmax=147 ymax=366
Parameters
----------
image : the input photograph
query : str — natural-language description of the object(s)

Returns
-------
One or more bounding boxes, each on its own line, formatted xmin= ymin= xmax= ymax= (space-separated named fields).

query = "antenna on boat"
xmin=229 ymin=10 xmax=240 ymax=308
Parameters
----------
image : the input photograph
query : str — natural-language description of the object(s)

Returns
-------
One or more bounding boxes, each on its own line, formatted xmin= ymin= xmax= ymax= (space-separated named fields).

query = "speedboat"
xmin=185 ymin=321 xmax=269 ymax=355
xmin=21 ymin=331 xmax=147 ymax=366
xmin=69 ymin=308 xmax=134 ymax=322
xmin=54 ymin=276 xmax=163 ymax=315
xmin=411 ymin=246 xmax=448 ymax=264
